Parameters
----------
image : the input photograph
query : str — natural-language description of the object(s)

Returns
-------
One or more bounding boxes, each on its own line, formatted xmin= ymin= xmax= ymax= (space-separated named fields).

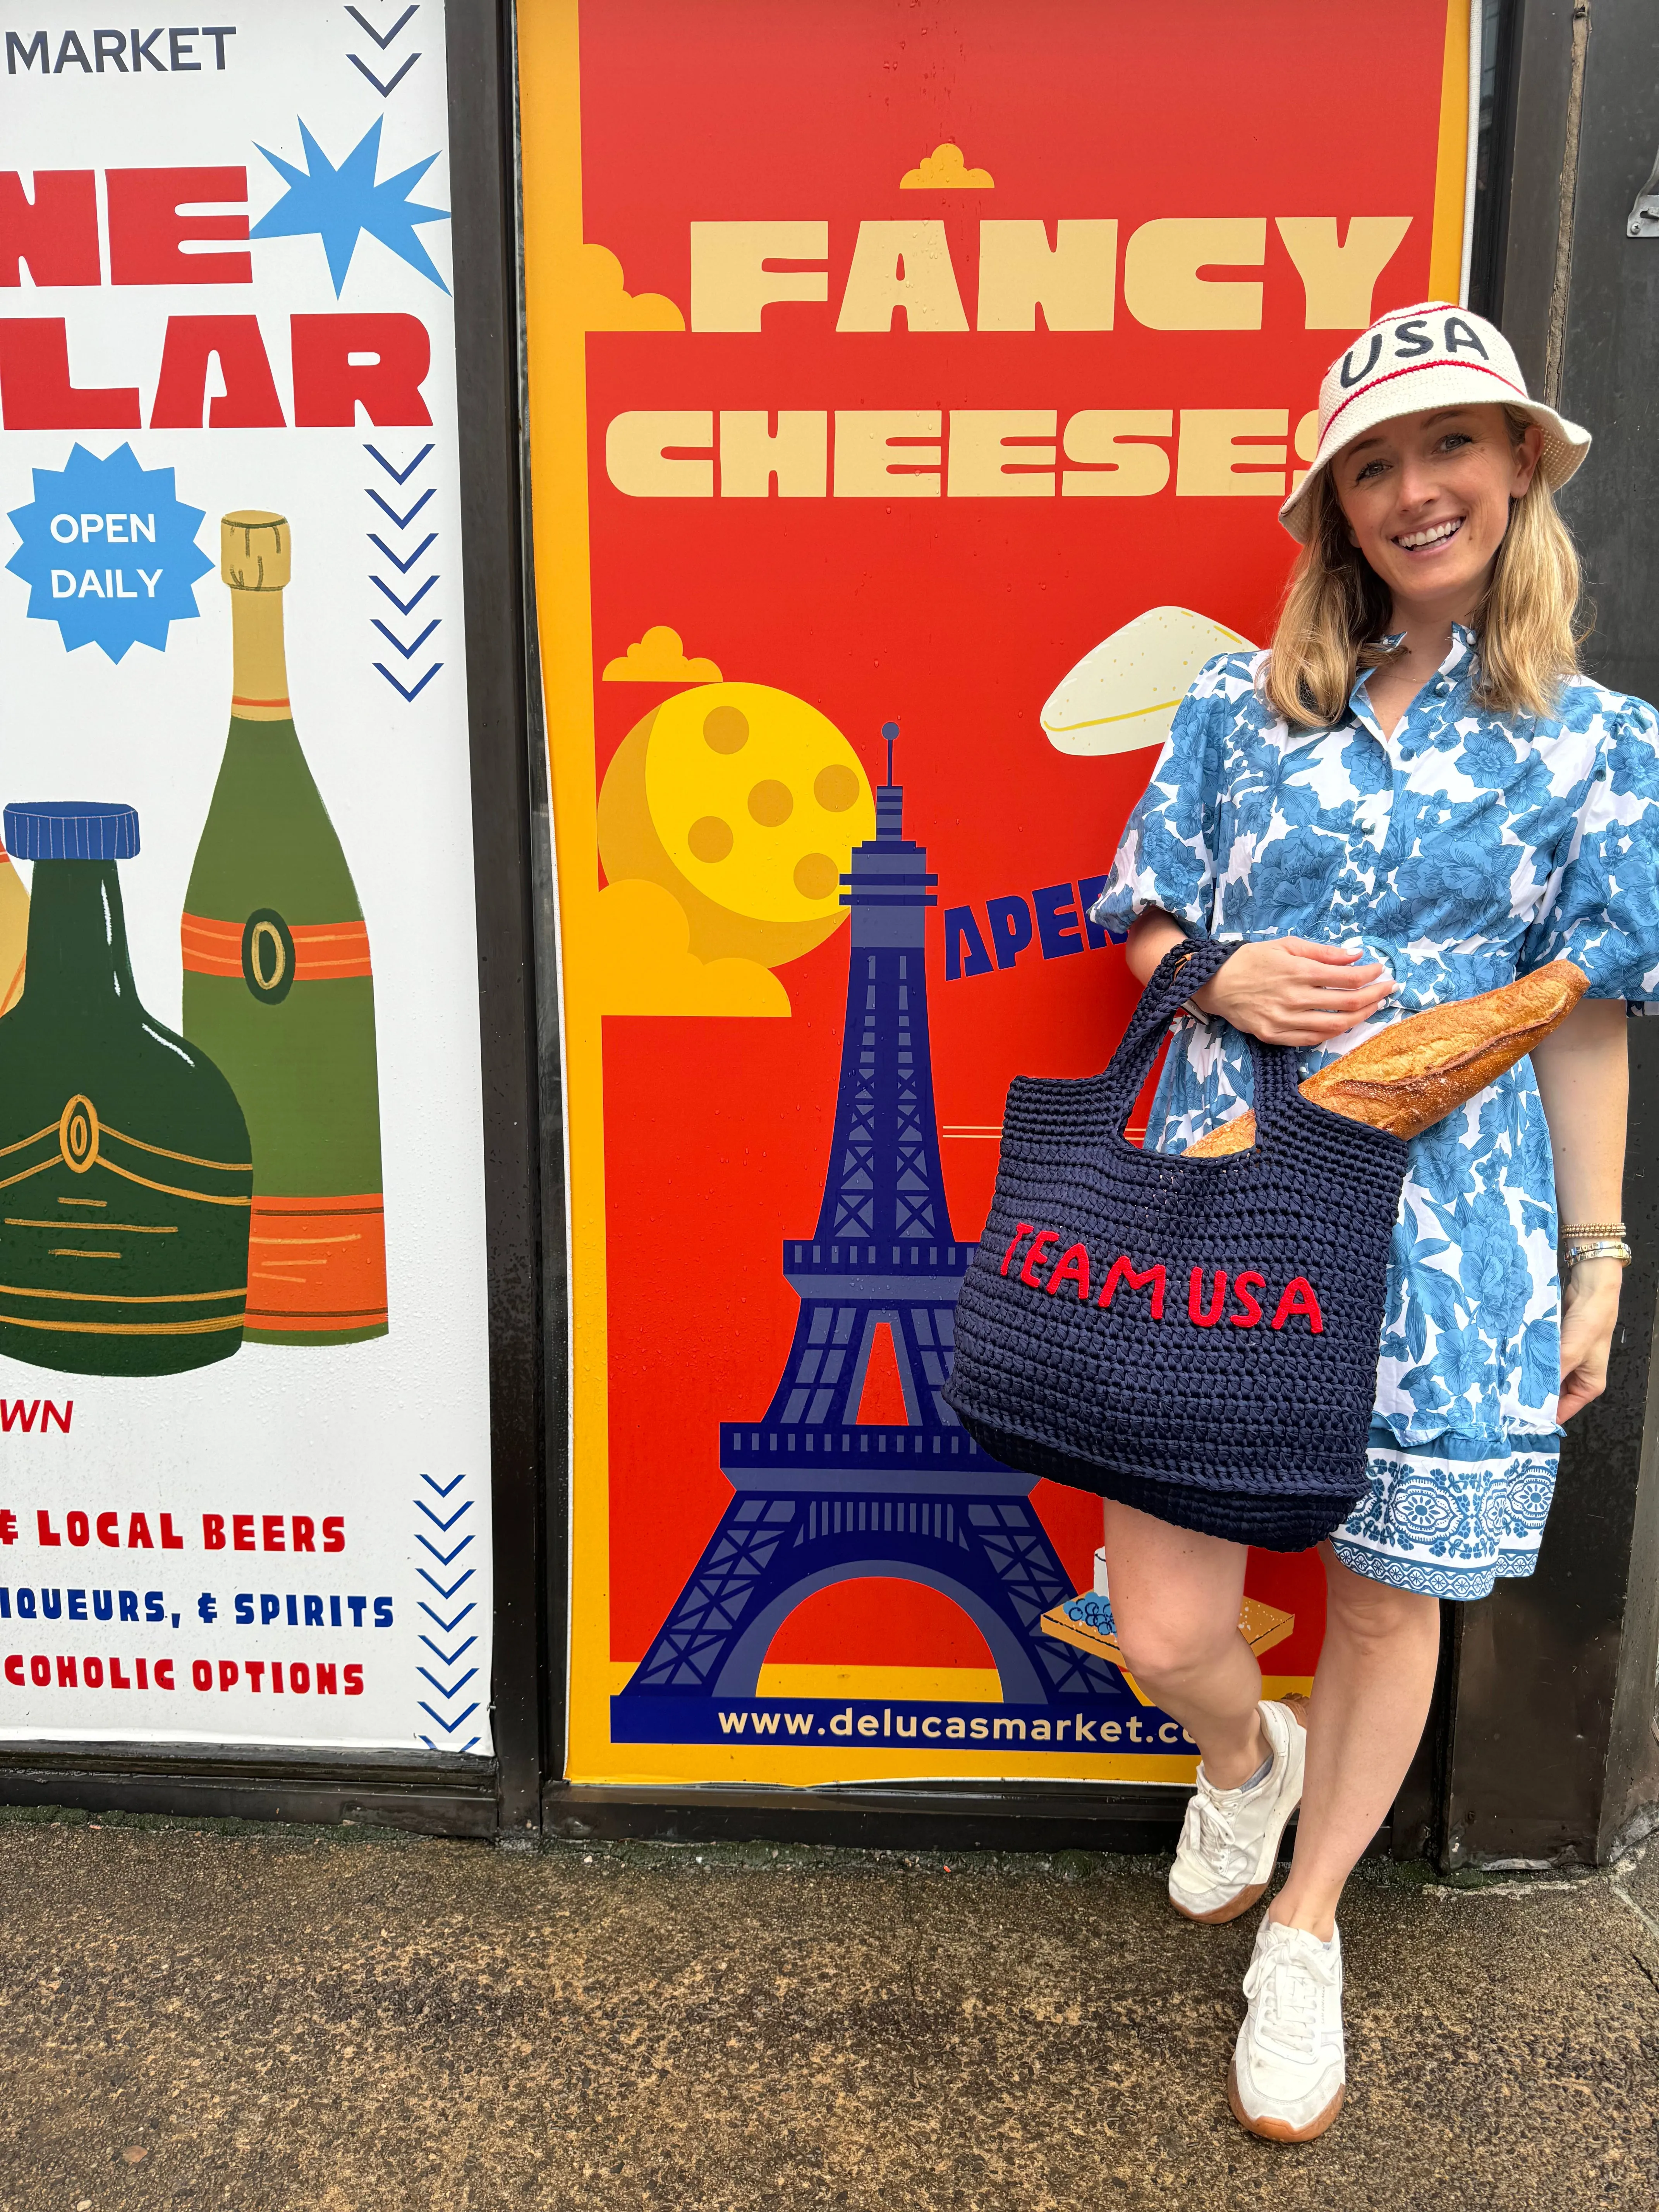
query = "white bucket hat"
xmin=1278 ymin=302 xmax=1591 ymax=544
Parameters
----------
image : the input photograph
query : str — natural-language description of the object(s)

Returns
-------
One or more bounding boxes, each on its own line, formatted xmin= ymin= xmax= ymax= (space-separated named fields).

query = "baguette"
xmin=1182 ymin=960 xmax=1587 ymax=1158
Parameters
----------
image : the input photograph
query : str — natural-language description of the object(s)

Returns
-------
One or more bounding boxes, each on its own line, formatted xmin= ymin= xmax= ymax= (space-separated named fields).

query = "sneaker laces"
xmin=1243 ymin=1933 xmax=1337 ymax=2062
xmin=1182 ymin=1785 xmax=1249 ymax=1883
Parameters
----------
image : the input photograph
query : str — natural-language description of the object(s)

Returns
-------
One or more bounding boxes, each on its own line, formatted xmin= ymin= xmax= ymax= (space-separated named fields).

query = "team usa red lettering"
xmin=998 ymin=1223 xmax=1324 ymax=1334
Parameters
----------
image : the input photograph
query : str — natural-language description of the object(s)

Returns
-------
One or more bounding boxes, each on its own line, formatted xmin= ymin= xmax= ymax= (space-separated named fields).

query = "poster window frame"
xmin=522 ymin=0 xmax=1482 ymax=1836
xmin=0 ymin=0 xmax=545 ymax=1840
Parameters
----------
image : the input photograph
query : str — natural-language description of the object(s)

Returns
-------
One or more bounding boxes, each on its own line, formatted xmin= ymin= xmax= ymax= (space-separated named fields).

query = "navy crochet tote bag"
xmin=944 ymin=937 xmax=1410 ymax=1551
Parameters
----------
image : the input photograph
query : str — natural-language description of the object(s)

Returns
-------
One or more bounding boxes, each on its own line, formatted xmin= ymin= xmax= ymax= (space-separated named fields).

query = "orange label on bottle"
xmin=181 ymin=912 xmax=373 ymax=982
xmin=244 ymin=1194 xmax=387 ymax=1338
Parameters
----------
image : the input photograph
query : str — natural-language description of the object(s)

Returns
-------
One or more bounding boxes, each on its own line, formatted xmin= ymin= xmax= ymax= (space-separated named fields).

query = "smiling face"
xmin=1331 ymin=403 xmax=1544 ymax=622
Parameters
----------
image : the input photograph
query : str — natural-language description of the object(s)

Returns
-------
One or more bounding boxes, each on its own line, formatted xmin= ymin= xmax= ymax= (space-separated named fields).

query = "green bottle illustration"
xmin=0 ymin=802 xmax=252 ymax=1377
xmin=181 ymin=511 xmax=387 ymax=1346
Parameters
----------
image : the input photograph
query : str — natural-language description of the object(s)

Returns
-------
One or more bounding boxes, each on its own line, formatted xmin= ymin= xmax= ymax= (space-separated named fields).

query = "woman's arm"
xmin=1123 ymin=909 xmax=1395 ymax=1046
xmin=1532 ymin=996 xmax=1629 ymax=1422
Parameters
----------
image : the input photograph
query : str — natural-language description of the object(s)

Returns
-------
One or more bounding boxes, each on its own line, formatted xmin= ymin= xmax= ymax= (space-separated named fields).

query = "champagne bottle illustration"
xmin=0 ymin=802 xmax=252 ymax=1377
xmin=181 ymin=512 xmax=388 ymax=1346
xmin=0 ymin=834 xmax=26 ymax=1016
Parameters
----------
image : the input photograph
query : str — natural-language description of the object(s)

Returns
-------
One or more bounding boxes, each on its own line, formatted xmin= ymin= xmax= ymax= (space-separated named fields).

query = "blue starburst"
xmin=251 ymin=117 xmax=449 ymax=295
xmin=6 ymin=444 xmax=212 ymax=662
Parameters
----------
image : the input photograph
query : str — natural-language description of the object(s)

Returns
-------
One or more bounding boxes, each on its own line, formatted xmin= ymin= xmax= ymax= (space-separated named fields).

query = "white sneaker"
xmin=1168 ymin=1697 xmax=1305 ymax=1924
xmin=1228 ymin=1918 xmax=1346 ymax=2142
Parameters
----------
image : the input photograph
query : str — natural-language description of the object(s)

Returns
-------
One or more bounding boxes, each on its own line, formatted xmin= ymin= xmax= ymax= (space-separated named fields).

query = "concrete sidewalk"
xmin=0 ymin=1810 xmax=1652 ymax=2212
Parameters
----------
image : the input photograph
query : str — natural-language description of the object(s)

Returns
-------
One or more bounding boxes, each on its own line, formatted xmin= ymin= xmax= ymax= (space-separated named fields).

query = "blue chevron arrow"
xmin=419 ymin=1635 xmax=477 ymax=1666
xmin=417 ymin=1665 xmax=479 ymax=1700
xmin=370 ymin=572 xmax=437 ymax=617
xmin=416 ymin=1529 xmax=473 ymax=1566
xmin=365 ymin=440 xmax=433 ymax=484
xmin=417 ymin=1566 xmax=475 ymax=1600
xmin=346 ymin=3 xmax=417 ymax=48
xmin=375 ymin=659 xmax=441 ymax=702
xmin=348 ymin=51 xmax=420 ymax=97
xmin=366 ymin=485 xmax=435 ymax=530
xmin=418 ymin=1600 xmax=476 ymax=1632
xmin=417 ymin=1471 xmax=467 ymax=1498
xmin=373 ymin=615 xmax=440 ymax=661
xmin=369 ymin=530 xmax=435 ymax=573
xmin=419 ymin=1700 xmax=479 ymax=1734
xmin=421 ymin=1733 xmax=481 ymax=1752
xmin=414 ymin=1494 xmax=471 ymax=1532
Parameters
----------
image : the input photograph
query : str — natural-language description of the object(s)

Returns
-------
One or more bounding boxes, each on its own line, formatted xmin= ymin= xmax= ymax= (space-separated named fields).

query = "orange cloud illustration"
xmin=593 ymin=880 xmax=789 ymax=1017
xmin=574 ymin=242 xmax=685 ymax=331
xmin=602 ymin=626 xmax=723 ymax=684
xmin=900 ymin=143 xmax=994 ymax=190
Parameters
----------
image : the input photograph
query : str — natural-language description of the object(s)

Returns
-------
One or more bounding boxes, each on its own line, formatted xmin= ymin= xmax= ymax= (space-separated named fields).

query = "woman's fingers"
xmin=1282 ymin=986 xmax=1393 ymax=1017
xmin=1283 ymin=938 xmax=1365 ymax=965
xmin=1293 ymin=987 xmax=1393 ymax=1010
xmin=1285 ymin=957 xmax=1391 ymax=988
xmin=1558 ymin=1370 xmax=1606 ymax=1422
xmin=1258 ymin=1020 xmax=1372 ymax=1045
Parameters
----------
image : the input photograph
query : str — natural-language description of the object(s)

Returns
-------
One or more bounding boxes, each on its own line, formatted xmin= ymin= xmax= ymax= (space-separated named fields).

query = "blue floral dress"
xmin=1092 ymin=626 xmax=1659 ymax=1598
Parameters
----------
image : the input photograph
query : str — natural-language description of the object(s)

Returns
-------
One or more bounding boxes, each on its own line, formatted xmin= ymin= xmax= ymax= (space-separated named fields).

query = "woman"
xmin=1092 ymin=303 xmax=1659 ymax=2143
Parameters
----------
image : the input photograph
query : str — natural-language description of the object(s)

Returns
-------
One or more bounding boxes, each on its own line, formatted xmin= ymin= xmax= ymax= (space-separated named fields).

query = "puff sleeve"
xmin=1087 ymin=657 xmax=1235 ymax=944
xmin=1518 ymin=695 xmax=1659 ymax=1000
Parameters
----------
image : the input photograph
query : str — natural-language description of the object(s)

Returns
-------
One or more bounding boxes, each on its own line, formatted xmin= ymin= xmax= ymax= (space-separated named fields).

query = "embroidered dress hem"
xmin=1328 ymin=1424 xmax=1558 ymax=1600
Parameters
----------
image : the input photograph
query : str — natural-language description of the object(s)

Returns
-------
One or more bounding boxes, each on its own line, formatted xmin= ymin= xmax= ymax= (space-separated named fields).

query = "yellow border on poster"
xmin=517 ymin=0 xmax=1475 ymax=1790
xmin=1429 ymin=0 xmax=1476 ymax=301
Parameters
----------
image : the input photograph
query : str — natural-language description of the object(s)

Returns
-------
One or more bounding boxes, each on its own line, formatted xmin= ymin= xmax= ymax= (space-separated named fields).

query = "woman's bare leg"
xmin=1269 ymin=1545 xmax=1441 ymax=1940
xmin=1102 ymin=1499 xmax=1264 ymax=1787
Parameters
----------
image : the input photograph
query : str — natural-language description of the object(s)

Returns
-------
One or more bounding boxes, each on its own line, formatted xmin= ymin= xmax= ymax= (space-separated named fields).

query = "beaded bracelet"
xmin=1561 ymin=1221 xmax=1626 ymax=1239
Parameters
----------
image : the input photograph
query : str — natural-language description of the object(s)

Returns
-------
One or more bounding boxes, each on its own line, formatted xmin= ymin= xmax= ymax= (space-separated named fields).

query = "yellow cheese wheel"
xmin=598 ymin=682 xmax=874 ymax=967
xmin=646 ymin=683 xmax=874 ymax=922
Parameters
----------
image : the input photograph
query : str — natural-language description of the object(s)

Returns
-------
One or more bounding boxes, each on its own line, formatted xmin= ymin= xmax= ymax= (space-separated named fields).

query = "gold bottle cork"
xmin=222 ymin=511 xmax=292 ymax=720
xmin=221 ymin=510 xmax=291 ymax=593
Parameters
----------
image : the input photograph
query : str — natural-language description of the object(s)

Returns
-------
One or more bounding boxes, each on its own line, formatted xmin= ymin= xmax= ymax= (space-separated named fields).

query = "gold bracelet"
xmin=1561 ymin=1221 xmax=1625 ymax=1238
xmin=1561 ymin=1241 xmax=1632 ymax=1268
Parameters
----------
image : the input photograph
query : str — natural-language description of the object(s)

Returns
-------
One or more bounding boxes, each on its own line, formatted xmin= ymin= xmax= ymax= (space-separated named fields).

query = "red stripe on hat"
xmin=1321 ymin=356 xmax=1529 ymax=445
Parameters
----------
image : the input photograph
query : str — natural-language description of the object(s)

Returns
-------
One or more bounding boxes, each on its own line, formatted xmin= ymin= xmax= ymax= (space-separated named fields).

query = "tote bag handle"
xmin=1099 ymin=935 xmax=1305 ymax=1141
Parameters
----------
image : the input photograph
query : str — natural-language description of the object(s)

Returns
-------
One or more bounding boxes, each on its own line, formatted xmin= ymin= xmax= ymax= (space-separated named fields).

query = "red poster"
xmin=520 ymin=0 xmax=1475 ymax=1784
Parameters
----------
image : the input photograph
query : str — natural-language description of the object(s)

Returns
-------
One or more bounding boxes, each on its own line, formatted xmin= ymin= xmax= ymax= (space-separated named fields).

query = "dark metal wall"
xmin=1427 ymin=0 xmax=1659 ymax=1866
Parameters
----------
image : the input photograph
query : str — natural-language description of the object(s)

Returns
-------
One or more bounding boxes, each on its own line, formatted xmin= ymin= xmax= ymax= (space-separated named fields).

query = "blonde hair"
xmin=1262 ymin=409 xmax=1586 ymax=729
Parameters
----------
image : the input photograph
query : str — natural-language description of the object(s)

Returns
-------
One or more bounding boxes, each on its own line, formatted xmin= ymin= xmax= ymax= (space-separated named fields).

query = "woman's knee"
xmin=1111 ymin=1601 xmax=1241 ymax=1688
xmin=1324 ymin=1555 xmax=1438 ymax=1650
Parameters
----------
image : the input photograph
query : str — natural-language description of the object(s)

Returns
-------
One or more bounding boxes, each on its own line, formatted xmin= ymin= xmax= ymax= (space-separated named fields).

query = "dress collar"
xmin=1349 ymin=623 xmax=1478 ymax=728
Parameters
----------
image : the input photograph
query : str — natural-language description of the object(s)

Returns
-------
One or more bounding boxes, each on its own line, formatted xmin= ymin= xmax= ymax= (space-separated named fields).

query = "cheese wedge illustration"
xmin=1041 ymin=606 xmax=1254 ymax=757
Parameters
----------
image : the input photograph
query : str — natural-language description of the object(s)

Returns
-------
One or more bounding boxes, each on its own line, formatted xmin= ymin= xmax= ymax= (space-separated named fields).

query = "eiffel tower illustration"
xmin=620 ymin=725 xmax=1125 ymax=1714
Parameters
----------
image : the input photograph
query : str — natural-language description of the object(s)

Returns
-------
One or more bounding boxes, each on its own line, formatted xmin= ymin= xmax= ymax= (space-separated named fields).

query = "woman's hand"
xmin=1188 ymin=937 xmax=1396 ymax=1046
xmin=1558 ymin=1257 xmax=1623 ymax=1422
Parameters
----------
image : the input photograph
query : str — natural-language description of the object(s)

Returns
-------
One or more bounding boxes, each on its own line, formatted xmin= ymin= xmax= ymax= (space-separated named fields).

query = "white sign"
xmin=0 ymin=3 xmax=493 ymax=1751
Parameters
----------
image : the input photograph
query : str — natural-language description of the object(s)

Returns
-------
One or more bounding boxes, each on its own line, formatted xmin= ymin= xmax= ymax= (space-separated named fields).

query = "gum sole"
xmin=1170 ymin=1880 xmax=1268 ymax=1925
xmin=1228 ymin=2061 xmax=1344 ymax=2143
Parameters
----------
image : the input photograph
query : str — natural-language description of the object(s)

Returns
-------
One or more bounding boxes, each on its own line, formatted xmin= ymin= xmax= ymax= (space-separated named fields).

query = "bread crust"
xmin=1183 ymin=961 xmax=1588 ymax=1159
